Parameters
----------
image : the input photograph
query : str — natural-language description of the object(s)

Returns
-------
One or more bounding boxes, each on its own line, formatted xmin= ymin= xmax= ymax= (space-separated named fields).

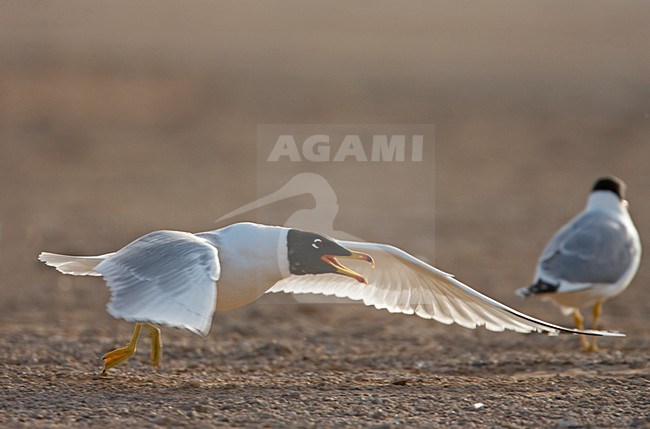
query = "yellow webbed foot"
xmin=102 ymin=344 xmax=137 ymax=374
xmin=101 ymin=324 xmax=142 ymax=375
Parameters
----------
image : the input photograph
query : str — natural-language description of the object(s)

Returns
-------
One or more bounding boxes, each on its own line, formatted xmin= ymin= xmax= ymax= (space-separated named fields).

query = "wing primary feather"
xmin=267 ymin=240 xmax=625 ymax=338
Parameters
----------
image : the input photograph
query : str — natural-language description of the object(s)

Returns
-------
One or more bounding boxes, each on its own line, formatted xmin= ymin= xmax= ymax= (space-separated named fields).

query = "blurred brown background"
xmin=1 ymin=2 xmax=649 ymax=426
xmin=2 ymin=0 xmax=648 ymax=328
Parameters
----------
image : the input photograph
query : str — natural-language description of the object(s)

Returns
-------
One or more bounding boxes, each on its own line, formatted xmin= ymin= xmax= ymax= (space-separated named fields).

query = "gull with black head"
xmin=39 ymin=222 xmax=624 ymax=374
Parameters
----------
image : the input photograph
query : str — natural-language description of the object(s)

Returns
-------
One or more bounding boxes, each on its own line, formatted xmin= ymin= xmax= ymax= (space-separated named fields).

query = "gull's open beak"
xmin=321 ymin=251 xmax=375 ymax=284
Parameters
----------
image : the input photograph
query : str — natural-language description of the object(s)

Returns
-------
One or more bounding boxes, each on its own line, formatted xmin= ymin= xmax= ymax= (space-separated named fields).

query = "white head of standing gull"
xmin=40 ymin=222 xmax=624 ymax=374
xmin=517 ymin=176 xmax=641 ymax=351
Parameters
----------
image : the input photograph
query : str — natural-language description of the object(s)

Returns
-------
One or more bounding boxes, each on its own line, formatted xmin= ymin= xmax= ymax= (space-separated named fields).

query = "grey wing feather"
xmin=539 ymin=212 xmax=635 ymax=285
xmin=95 ymin=230 xmax=220 ymax=336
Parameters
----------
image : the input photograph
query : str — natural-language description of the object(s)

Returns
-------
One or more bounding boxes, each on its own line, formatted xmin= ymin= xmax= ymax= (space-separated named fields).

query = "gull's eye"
xmin=312 ymin=238 xmax=323 ymax=249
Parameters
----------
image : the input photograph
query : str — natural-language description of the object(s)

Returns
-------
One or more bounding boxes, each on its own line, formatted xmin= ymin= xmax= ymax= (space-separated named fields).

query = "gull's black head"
xmin=592 ymin=176 xmax=626 ymax=200
xmin=286 ymin=229 xmax=374 ymax=284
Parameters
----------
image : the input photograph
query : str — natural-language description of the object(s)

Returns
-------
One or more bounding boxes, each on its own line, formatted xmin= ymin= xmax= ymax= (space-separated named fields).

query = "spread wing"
xmin=537 ymin=211 xmax=636 ymax=287
xmin=268 ymin=240 xmax=622 ymax=337
xmin=95 ymin=231 xmax=220 ymax=336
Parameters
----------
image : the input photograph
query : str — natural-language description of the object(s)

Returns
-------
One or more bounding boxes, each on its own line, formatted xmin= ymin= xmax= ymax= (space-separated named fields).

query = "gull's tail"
xmin=38 ymin=252 xmax=112 ymax=276
xmin=516 ymin=279 xmax=560 ymax=298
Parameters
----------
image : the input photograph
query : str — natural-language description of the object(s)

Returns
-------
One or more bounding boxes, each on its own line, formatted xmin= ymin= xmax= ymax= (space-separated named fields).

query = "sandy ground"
xmin=1 ymin=1 xmax=649 ymax=427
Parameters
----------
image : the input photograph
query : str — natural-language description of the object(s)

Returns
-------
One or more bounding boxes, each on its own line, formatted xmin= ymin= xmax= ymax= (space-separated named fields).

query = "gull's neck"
xmin=586 ymin=191 xmax=626 ymax=216
xmin=197 ymin=223 xmax=292 ymax=311
xmin=201 ymin=222 xmax=292 ymax=280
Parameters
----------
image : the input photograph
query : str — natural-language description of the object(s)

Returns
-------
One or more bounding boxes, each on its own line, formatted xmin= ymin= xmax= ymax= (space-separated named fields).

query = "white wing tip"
xmin=38 ymin=252 xmax=60 ymax=266
xmin=38 ymin=251 xmax=104 ymax=276
xmin=579 ymin=329 xmax=625 ymax=337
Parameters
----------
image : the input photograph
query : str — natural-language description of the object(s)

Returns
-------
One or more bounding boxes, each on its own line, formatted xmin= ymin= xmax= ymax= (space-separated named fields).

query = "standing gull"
xmin=40 ymin=222 xmax=623 ymax=374
xmin=517 ymin=176 xmax=641 ymax=351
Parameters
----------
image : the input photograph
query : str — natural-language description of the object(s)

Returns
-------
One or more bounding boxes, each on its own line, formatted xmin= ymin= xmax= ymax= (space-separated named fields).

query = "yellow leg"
xmin=102 ymin=324 xmax=142 ymax=374
xmin=588 ymin=302 xmax=603 ymax=352
xmin=145 ymin=324 xmax=162 ymax=367
xmin=573 ymin=309 xmax=590 ymax=351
